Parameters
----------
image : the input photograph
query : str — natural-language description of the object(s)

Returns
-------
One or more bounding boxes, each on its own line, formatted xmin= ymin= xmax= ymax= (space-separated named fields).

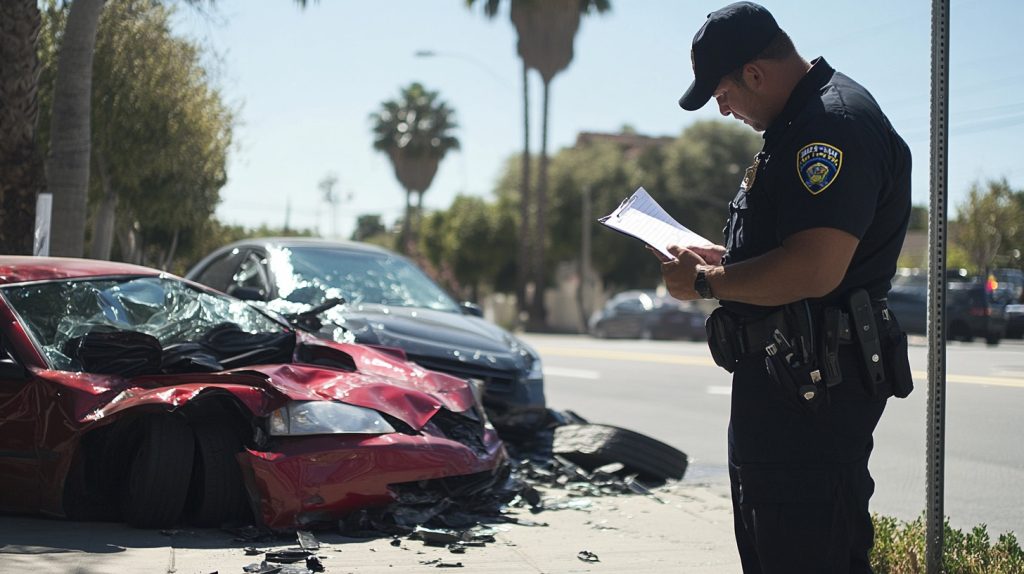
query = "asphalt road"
xmin=523 ymin=332 xmax=1024 ymax=539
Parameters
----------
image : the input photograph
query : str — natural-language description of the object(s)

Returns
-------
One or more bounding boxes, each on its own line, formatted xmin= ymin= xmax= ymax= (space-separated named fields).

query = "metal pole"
xmin=927 ymin=0 xmax=950 ymax=571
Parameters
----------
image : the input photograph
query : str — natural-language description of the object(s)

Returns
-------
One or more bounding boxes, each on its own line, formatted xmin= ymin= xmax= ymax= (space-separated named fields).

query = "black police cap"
xmin=678 ymin=2 xmax=781 ymax=111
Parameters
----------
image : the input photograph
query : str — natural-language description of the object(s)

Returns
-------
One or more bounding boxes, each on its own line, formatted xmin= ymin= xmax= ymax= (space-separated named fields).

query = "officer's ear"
xmin=740 ymin=62 xmax=767 ymax=91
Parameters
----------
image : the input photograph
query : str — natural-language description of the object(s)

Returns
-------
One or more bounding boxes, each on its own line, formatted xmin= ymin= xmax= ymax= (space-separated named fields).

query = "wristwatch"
xmin=694 ymin=267 xmax=715 ymax=300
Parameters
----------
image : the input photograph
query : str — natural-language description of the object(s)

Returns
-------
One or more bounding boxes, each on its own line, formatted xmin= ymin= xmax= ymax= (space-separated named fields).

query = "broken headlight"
xmin=268 ymin=401 xmax=396 ymax=436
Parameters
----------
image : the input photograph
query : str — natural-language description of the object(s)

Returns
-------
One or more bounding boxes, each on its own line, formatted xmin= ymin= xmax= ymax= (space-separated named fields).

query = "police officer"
xmin=659 ymin=2 xmax=912 ymax=572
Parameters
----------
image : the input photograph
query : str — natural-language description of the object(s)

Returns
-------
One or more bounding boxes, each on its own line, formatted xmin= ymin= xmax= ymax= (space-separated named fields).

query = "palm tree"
xmin=46 ymin=0 xmax=104 ymax=258
xmin=370 ymin=82 xmax=460 ymax=250
xmin=0 ymin=0 xmax=45 ymax=255
xmin=468 ymin=0 xmax=610 ymax=329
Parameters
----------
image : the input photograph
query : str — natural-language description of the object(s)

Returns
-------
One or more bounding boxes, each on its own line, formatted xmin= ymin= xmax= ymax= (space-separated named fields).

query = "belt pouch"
xmin=884 ymin=315 xmax=914 ymax=398
xmin=706 ymin=307 xmax=741 ymax=373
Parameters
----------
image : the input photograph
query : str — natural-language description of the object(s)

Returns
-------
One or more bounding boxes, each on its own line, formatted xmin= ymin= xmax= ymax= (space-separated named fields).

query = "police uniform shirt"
xmin=720 ymin=58 xmax=912 ymax=318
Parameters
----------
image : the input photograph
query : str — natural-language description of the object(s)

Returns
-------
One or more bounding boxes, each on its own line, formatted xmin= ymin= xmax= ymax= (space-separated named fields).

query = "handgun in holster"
xmin=762 ymin=302 xmax=825 ymax=408
xmin=764 ymin=327 xmax=823 ymax=408
xmin=846 ymin=288 xmax=885 ymax=395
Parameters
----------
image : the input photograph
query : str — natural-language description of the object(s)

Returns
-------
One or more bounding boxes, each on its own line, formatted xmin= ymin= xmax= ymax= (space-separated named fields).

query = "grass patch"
xmin=871 ymin=513 xmax=1024 ymax=573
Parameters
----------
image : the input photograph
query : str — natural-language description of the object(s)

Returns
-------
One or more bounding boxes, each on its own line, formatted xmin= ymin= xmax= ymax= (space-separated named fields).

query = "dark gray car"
xmin=186 ymin=238 xmax=545 ymax=431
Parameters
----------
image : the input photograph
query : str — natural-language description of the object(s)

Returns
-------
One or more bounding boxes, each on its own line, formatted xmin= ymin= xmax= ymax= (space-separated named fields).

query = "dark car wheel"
xmin=188 ymin=419 xmax=251 ymax=526
xmin=121 ymin=414 xmax=195 ymax=528
xmin=552 ymin=423 xmax=688 ymax=481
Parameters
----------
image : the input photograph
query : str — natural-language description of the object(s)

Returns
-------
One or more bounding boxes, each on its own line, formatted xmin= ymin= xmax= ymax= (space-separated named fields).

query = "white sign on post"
xmin=33 ymin=193 xmax=53 ymax=256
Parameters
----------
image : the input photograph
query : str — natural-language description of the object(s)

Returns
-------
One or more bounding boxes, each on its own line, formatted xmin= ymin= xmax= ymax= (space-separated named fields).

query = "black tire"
xmin=187 ymin=419 xmax=251 ymax=526
xmin=552 ymin=423 xmax=688 ymax=481
xmin=121 ymin=414 xmax=195 ymax=528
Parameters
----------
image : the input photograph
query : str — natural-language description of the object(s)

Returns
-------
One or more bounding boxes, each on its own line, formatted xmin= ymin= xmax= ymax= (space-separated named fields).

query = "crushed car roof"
xmin=0 ymin=256 xmax=159 ymax=285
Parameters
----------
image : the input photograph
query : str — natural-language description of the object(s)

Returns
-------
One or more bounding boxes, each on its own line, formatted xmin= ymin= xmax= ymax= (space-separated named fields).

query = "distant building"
xmin=574 ymin=131 xmax=674 ymax=159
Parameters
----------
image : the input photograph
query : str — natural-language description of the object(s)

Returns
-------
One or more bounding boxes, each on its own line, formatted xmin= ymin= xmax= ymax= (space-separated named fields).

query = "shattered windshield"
xmin=1 ymin=276 xmax=284 ymax=370
xmin=270 ymin=247 xmax=460 ymax=312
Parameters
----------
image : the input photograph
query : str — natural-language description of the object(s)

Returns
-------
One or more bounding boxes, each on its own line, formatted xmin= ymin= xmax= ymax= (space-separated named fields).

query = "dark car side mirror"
xmin=227 ymin=285 xmax=266 ymax=302
xmin=460 ymin=302 xmax=484 ymax=318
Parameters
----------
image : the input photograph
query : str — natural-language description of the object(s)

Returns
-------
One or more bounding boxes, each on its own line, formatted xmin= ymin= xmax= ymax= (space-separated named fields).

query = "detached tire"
xmin=553 ymin=424 xmax=688 ymax=481
xmin=188 ymin=419 xmax=250 ymax=526
xmin=121 ymin=414 xmax=195 ymax=528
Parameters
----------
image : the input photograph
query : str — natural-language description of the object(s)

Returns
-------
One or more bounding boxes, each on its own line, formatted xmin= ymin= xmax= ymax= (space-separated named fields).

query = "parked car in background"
xmin=588 ymin=290 xmax=707 ymax=341
xmin=992 ymin=267 xmax=1024 ymax=303
xmin=1006 ymin=304 xmax=1024 ymax=339
xmin=187 ymin=238 xmax=545 ymax=434
xmin=887 ymin=269 xmax=1012 ymax=345
xmin=0 ymin=257 xmax=505 ymax=529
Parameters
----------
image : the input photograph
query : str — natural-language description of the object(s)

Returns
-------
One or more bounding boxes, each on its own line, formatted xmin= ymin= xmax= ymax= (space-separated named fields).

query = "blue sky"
xmin=173 ymin=0 xmax=1024 ymax=240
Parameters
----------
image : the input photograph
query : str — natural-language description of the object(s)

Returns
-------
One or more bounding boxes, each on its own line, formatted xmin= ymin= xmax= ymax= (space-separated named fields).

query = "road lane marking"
xmin=911 ymin=371 xmax=1024 ymax=389
xmin=535 ymin=346 xmax=1024 ymax=389
xmin=543 ymin=366 xmax=601 ymax=380
xmin=533 ymin=346 xmax=718 ymax=367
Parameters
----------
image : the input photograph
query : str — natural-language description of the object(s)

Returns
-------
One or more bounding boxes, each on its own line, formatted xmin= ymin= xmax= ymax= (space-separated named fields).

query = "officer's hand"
xmin=690 ymin=244 xmax=726 ymax=266
xmin=660 ymin=245 xmax=706 ymax=301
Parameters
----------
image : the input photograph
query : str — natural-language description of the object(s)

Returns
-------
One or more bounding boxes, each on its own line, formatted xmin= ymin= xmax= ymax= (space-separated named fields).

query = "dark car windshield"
xmin=269 ymin=247 xmax=460 ymax=313
xmin=1 ymin=276 xmax=283 ymax=370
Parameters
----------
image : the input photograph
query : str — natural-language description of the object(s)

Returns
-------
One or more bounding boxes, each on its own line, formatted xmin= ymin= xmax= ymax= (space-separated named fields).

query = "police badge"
xmin=797 ymin=142 xmax=843 ymax=195
xmin=740 ymin=152 xmax=763 ymax=193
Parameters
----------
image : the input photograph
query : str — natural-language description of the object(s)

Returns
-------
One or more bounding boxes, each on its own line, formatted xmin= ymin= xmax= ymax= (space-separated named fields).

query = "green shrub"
xmin=870 ymin=513 xmax=1024 ymax=573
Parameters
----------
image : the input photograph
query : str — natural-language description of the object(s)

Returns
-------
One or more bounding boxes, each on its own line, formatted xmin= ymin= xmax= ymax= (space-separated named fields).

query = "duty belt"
xmin=731 ymin=300 xmax=891 ymax=359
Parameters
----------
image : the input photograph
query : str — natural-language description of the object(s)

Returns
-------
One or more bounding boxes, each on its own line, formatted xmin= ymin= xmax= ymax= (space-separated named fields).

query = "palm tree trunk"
xmin=89 ymin=146 xmax=116 ymax=259
xmin=47 ymin=0 xmax=104 ymax=257
xmin=115 ymin=223 xmax=138 ymax=263
xmin=517 ymin=59 xmax=532 ymax=322
xmin=160 ymin=228 xmax=179 ymax=271
xmin=528 ymin=79 xmax=550 ymax=330
xmin=401 ymin=189 xmax=412 ymax=252
xmin=0 ymin=0 xmax=44 ymax=255
xmin=416 ymin=189 xmax=424 ymax=238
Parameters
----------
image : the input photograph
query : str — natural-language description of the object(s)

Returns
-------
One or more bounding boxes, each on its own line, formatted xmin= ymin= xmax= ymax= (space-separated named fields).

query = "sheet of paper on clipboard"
xmin=597 ymin=187 xmax=712 ymax=259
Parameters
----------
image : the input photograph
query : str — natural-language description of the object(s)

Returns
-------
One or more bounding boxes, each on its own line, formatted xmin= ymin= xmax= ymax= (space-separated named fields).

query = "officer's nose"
xmin=715 ymin=95 xmax=731 ymax=117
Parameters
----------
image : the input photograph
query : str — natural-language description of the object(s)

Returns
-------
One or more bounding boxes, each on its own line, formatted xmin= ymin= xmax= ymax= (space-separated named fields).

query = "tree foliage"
xmin=482 ymin=122 xmax=760 ymax=292
xmin=38 ymin=0 xmax=234 ymax=270
xmin=955 ymin=178 xmax=1023 ymax=272
xmin=419 ymin=195 xmax=516 ymax=301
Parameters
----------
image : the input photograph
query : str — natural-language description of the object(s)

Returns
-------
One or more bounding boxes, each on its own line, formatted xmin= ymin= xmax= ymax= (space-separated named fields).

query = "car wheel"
xmin=121 ymin=414 xmax=195 ymax=528
xmin=985 ymin=333 xmax=1001 ymax=346
xmin=187 ymin=419 xmax=251 ymax=527
xmin=552 ymin=423 xmax=688 ymax=481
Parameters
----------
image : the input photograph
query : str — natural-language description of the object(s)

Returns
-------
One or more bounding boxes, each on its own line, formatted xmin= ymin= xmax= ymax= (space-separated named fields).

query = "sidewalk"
xmin=0 ymin=482 xmax=741 ymax=574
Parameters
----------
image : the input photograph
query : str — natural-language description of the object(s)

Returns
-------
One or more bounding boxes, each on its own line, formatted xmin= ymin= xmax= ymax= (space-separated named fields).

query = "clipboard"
xmin=598 ymin=187 xmax=712 ymax=259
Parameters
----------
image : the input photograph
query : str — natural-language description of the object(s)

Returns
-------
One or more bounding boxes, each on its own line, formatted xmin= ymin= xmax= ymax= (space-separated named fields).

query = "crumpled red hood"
xmin=37 ymin=337 xmax=477 ymax=432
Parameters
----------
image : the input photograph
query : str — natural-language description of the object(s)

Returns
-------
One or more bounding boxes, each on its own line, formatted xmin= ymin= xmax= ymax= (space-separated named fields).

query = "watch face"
xmin=695 ymin=270 xmax=713 ymax=299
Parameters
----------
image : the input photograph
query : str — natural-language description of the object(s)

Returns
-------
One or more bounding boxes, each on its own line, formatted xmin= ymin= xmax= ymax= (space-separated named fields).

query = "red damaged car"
xmin=0 ymin=257 xmax=506 ymax=529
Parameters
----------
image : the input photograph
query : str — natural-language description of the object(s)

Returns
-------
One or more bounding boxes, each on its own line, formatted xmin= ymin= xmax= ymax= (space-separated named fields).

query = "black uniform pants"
xmin=728 ymin=349 xmax=887 ymax=574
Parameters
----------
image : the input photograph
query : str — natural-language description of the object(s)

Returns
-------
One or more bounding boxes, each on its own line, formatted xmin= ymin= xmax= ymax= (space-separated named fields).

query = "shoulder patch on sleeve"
xmin=796 ymin=142 xmax=843 ymax=195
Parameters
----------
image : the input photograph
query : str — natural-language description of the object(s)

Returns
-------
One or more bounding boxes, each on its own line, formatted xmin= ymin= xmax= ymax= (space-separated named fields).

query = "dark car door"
xmin=0 ymin=335 xmax=41 ymax=513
